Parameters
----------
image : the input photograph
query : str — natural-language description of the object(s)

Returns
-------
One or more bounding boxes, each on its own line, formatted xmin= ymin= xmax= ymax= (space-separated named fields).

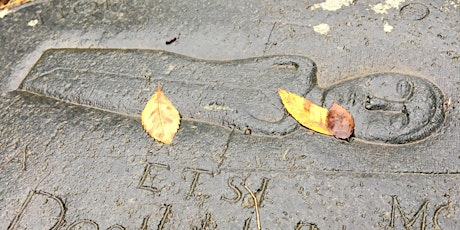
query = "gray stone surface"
xmin=1 ymin=0 xmax=459 ymax=229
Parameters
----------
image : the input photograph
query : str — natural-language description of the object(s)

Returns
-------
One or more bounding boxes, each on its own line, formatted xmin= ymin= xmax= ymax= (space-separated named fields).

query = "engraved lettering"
xmin=157 ymin=204 xmax=172 ymax=230
xmin=107 ymin=224 xmax=126 ymax=229
xmin=22 ymin=144 xmax=29 ymax=171
xmin=241 ymin=177 xmax=269 ymax=208
xmin=294 ymin=221 xmax=319 ymax=230
xmin=433 ymin=202 xmax=451 ymax=230
xmin=199 ymin=212 xmax=217 ymax=229
xmin=137 ymin=162 xmax=170 ymax=194
xmin=243 ymin=217 xmax=251 ymax=230
xmin=56 ymin=5 xmax=66 ymax=18
xmin=191 ymin=212 xmax=218 ymax=230
xmin=67 ymin=219 xmax=99 ymax=229
xmin=184 ymin=168 xmax=213 ymax=200
xmin=141 ymin=215 xmax=150 ymax=230
xmin=389 ymin=195 xmax=428 ymax=229
xmin=8 ymin=190 xmax=66 ymax=230
xmin=221 ymin=177 xmax=242 ymax=203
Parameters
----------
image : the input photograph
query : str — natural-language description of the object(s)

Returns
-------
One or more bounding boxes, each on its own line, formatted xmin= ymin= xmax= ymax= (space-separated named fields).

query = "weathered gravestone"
xmin=1 ymin=0 xmax=459 ymax=229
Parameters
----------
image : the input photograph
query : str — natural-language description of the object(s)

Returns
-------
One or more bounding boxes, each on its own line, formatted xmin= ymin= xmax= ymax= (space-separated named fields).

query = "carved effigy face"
xmin=322 ymin=73 xmax=445 ymax=144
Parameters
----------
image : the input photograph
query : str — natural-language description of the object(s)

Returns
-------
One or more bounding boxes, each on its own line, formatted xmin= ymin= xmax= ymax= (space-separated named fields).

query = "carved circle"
xmin=72 ymin=0 xmax=98 ymax=15
xmin=399 ymin=3 xmax=430 ymax=21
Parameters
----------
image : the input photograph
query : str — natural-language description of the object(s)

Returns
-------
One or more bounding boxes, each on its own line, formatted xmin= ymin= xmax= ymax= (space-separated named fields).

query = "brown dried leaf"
xmin=326 ymin=103 xmax=354 ymax=139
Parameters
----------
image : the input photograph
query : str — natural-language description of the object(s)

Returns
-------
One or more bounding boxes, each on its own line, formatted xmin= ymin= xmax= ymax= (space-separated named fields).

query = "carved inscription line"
xmin=389 ymin=196 xmax=453 ymax=230
xmin=390 ymin=196 xmax=429 ymax=229
xmin=0 ymin=135 xmax=37 ymax=172
xmin=136 ymin=162 xmax=280 ymax=228
xmin=157 ymin=204 xmax=172 ymax=230
xmin=106 ymin=224 xmax=126 ymax=230
xmin=241 ymin=178 xmax=269 ymax=208
xmin=8 ymin=190 xmax=66 ymax=230
xmin=294 ymin=221 xmax=319 ymax=230
xmin=7 ymin=188 xmax=455 ymax=229
xmin=184 ymin=168 xmax=213 ymax=200
xmin=243 ymin=217 xmax=252 ymax=230
xmin=221 ymin=177 xmax=242 ymax=203
xmin=219 ymin=167 xmax=460 ymax=175
xmin=141 ymin=215 xmax=150 ymax=230
xmin=191 ymin=212 xmax=216 ymax=230
xmin=67 ymin=219 xmax=99 ymax=229
xmin=242 ymin=183 xmax=261 ymax=230
xmin=136 ymin=162 xmax=170 ymax=194
xmin=433 ymin=202 xmax=451 ymax=230
xmin=217 ymin=127 xmax=234 ymax=168
xmin=133 ymin=161 xmax=457 ymax=228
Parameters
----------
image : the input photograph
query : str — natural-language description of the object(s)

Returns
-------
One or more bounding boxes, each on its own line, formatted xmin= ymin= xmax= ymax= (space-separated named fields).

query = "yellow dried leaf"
xmin=278 ymin=88 xmax=331 ymax=135
xmin=141 ymin=84 xmax=180 ymax=144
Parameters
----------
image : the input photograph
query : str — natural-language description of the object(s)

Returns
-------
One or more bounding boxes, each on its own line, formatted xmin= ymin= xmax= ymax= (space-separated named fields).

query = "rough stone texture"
xmin=1 ymin=0 xmax=459 ymax=229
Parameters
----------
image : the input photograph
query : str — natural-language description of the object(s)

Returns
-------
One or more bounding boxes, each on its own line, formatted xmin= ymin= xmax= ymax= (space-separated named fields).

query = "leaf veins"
xmin=141 ymin=84 xmax=180 ymax=144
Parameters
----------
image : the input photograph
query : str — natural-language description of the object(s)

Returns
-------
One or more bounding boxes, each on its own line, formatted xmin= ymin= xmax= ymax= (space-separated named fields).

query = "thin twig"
xmin=242 ymin=184 xmax=261 ymax=230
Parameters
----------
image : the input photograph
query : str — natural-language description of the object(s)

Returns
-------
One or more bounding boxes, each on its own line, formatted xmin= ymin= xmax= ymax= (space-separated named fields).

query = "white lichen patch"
xmin=310 ymin=0 xmax=354 ymax=11
xmin=371 ymin=0 xmax=405 ymax=14
xmin=203 ymin=104 xmax=233 ymax=111
xmin=164 ymin=65 xmax=176 ymax=75
xmin=27 ymin=19 xmax=39 ymax=27
xmin=383 ymin=22 xmax=393 ymax=33
xmin=441 ymin=0 xmax=459 ymax=11
xmin=313 ymin=23 xmax=331 ymax=35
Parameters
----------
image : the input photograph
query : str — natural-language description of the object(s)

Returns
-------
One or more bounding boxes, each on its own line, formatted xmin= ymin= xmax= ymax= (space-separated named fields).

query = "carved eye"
xmin=396 ymin=80 xmax=413 ymax=100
